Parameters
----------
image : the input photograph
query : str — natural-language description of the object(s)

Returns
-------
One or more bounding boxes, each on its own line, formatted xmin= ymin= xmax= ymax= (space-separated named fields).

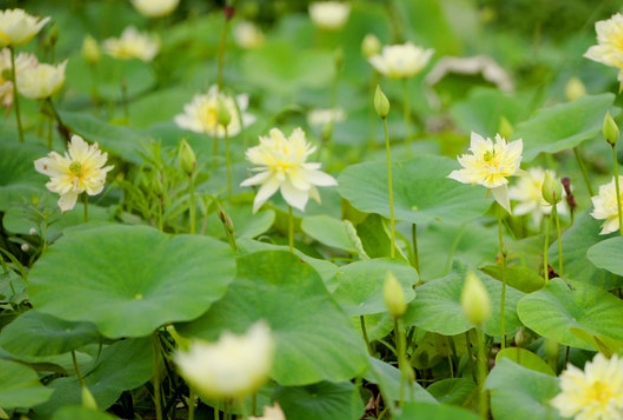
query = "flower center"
xmin=587 ymin=381 xmax=613 ymax=406
xmin=483 ymin=150 xmax=495 ymax=162
xmin=203 ymin=107 xmax=218 ymax=129
xmin=69 ymin=161 xmax=82 ymax=175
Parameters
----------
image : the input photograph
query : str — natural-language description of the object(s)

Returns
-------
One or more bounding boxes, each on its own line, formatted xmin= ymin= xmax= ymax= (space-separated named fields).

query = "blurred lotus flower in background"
xmin=34 ymin=135 xmax=114 ymax=212
xmin=241 ymin=127 xmax=338 ymax=212
xmin=307 ymin=107 xmax=346 ymax=128
xmin=17 ymin=60 xmax=67 ymax=99
xmin=103 ymin=26 xmax=159 ymax=62
xmin=591 ymin=176 xmax=623 ymax=234
xmin=174 ymin=321 xmax=275 ymax=400
xmin=584 ymin=13 xmax=623 ymax=83
xmin=0 ymin=8 xmax=50 ymax=47
xmin=175 ymin=85 xmax=255 ymax=137
xmin=81 ymin=34 xmax=100 ymax=65
xmin=0 ymin=48 xmax=37 ymax=108
xmin=448 ymin=132 xmax=523 ymax=213
xmin=361 ymin=33 xmax=381 ymax=59
xmin=131 ymin=0 xmax=180 ymax=18
xmin=249 ymin=403 xmax=286 ymax=420
xmin=509 ymin=167 xmax=567 ymax=226
xmin=368 ymin=42 xmax=434 ymax=79
xmin=308 ymin=1 xmax=351 ymax=31
xmin=234 ymin=21 xmax=265 ymax=49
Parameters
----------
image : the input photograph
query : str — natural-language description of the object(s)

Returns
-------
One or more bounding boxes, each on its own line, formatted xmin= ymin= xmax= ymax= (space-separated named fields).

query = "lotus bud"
xmin=564 ymin=77 xmax=586 ymax=102
xmin=461 ymin=271 xmax=491 ymax=326
xmin=383 ymin=271 xmax=407 ymax=318
xmin=178 ymin=139 xmax=196 ymax=176
xmin=81 ymin=34 xmax=100 ymax=65
xmin=603 ymin=111 xmax=619 ymax=146
xmin=216 ymin=96 xmax=232 ymax=128
xmin=374 ymin=85 xmax=390 ymax=119
xmin=362 ymin=34 xmax=381 ymax=59
xmin=542 ymin=170 xmax=563 ymax=205
xmin=498 ymin=116 xmax=513 ymax=140
xmin=82 ymin=385 xmax=98 ymax=409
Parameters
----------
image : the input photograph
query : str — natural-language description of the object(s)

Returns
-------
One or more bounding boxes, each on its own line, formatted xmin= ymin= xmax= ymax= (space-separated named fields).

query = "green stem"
xmin=411 ymin=223 xmax=420 ymax=274
xmin=121 ymin=79 xmax=129 ymax=122
xmin=476 ymin=328 xmax=489 ymax=420
xmin=288 ymin=205 xmax=294 ymax=253
xmin=394 ymin=317 xmax=409 ymax=408
xmin=152 ymin=333 xmax=163 ymax=420
xmin=382 ymin=117 xmax=396 ymax=259
xmin=573 ymin=146 xmax=594 ymax=196
xmin=225 ymin=127 xmax=232 ymax=200
xmin=360 ymin=315 xmax=373 ymax=355
xmin=497 ymin=204 xmax=507 ymax=349
xmin=251 ymin=393 xmax=257 ymax=417
xmin=188 ymin=388 xmax=195 ymax=420
xmin=212 ymin=133 xmax=219 ymax=171
xmin=543 ymin=214 xmax=551 ymax=281
xmin=71 ymin=350 xmax=86 ymax=387
xmin=45 ymin=97 xmax=70 ymax=143
xmin=553 ymin=204 xmax=564 ymax=276
xmin=612 ymin=145 xmax=623 ymax=236
xmin=402 ymin=78 xmax=411 ymax=154
xmin=9 ymin=47 xmax=24 ymax=143
xmin=188 ymin=173 xmax=196 ymax=234
xmin=82 ymin=192 xmax=89 ymax=223
xmin=216 ymin=10 xmax=230 ymax=90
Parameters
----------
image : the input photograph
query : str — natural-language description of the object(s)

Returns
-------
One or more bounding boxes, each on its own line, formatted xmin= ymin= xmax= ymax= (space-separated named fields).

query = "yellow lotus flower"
xmin=551 ymin=353 xmax=623 ymax=420
xmin=16 ymin=60 xmax=67 ymax=99
xmin=131 ymin=0 xmax=180 ymax=18
xmin=591 ymin=176 xmax=623 ymax=235
xmin=508 ymin=167 xmax=567 ymax=227
xmin=308 ymin=2 xmax=351 ymax=31
xmin=34 ymin=135 xmax=114 ymax=212
xmin=103 ymin=26 xmax=159 ymax=62
xmin=448 ymin=132 xmax=523 ymax=212
xmin=0 ymin=9 xmax=50 ymax=48
xmin=174 ymin=85 xmax=255 ymax=137
xmin=174 ymin=321 xmax=275 ymax=400
xmin=241 ymin=127 xmax=338 ymax=213
xmin=249 ymin=403 xmax=286 ymax=420
xmin=368 ymin=42 xmax=434 ymax=79
xmin=0 ymin=47 xmax=37 ymax=107
xmin=585 ymin=13 xmax=623 ymax=82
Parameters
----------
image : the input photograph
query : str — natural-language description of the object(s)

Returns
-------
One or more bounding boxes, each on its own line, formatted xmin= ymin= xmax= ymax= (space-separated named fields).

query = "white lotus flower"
xmin=0 ymin=9 xmax=50 ymax=48
xmin=241 ymin=127 xmax=338 ymax=213
xmin=448 ymin=132 xmax=523 ymax=213
xmin=306 ymin=108 xmax=346 ymax=127
xmin=509 ymin=167 xmax=567 ymax=226
xmin=0 ymin=47 xmax=37 ymax=107
xmin=103 ymin=26 xmax=159 ymax=62
xmin=16 ymin=60 xmax=67 ymax=99
xmin=584 ymin=13 xmax=623 ymax=82
xmin=368 ymin=42 xmax=434 ymax=79
xmin=174 ymin=321 xmax=275 ymax=400
xmin=591 ymin=176 xmax=623 ymax=235
xmin=131 ymin=0 xmax=180 ymax=18
xmin=34 ymin=135 xmax=114 ymax=212
xmin=308 ymin=2 xmax=351 ymax=30
xmin=234 ymin=21 xmax=265 ymax=49
xmin=249 ymin=403 xmax=286 ymax=420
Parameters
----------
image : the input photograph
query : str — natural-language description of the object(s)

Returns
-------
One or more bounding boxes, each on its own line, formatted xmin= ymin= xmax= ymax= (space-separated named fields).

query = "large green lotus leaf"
xmin=393 ymin=402 xmax=480 ymax=420
xmin=302 ymin=215 xmax=361 ymax=254
xmin=33 ymin=337 xmax=153 ymax=416
xmin=51 ymin=406 xmax=120 ymax=420
xmin=128 ymin=87 xmax=198 ymax=129
xmin=425 ymin=378 xmax=477 ymax=406
xmin=514 ymin=93 xmax=616 ymax=161
xmin=404 ymin=263 xmax=524 ymax=337
xmin=0 ymin=141 xmax=49 ymax=211
xmin=29 ymin=225 xmax=236 ymax=338
xmin=485 ymin=358 xmax=563 ymax=420
xmin=0 ymin=359 xmax=53 ymax=409
xmin=176 ymin=250 xmax=368 ymax=386
xmin=274 ymin=381 xmax=364 ymax=420
xmin=242 ymin=41 xmax=335 ymax=95
xmin=0 ymin=310 xmax=99 ymax=358
xmin=517 ymin=278 xmax=623 ymax=350
xmin=337 ymin=156 xmax=491 ymax=225
xmin=331 ymin=259 xmax=418 ymax=316
xmin=552 ymin=211 xmax=623 ymax=289
xmin=496 ymin=348 xmax=554 ymax=376
xmin=587 ymin=236 xmax=623 ymax=276
xmin=58 ymin=110 xmax=148 ymax=165
xmin=365 ymin=357 xmax=436 ymax=406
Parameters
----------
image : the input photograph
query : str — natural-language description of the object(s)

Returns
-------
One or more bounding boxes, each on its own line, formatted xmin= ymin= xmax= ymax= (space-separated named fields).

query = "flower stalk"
xmin=9 ymin=47 xmax=24 ymax=143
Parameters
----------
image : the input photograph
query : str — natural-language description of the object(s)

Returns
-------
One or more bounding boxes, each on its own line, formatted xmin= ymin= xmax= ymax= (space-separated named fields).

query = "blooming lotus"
xmin=174 ymin=321 xmax=274 ymax=400
xmin=131 ymin=0 xmax=180 ymax=18
xmin=0 ymin=9 xmax=50 ymax=48
xmin=249 ymin=403 xmax=286 ymax=420
xmin=103 ymin=26 xmax=159 ymax=62
xmin=509 ymin=167 xmax=567 ymax=226
xmin=308 ymin=2 xmax=351 ymax=31
xmin=241 ymin=127 xmax=338 ymax=212
xmin=591 ymin=176 xmax=623 ymax=235
xmin=551 ymin=353 xmax=623 ymax=420
xmin=174 ymin=85 xmax=255 ymax=137
xmin=448 ymin=132 xmax=523 ymax=212
xmin=584 ymin=13 xmax=623 ymax=82
xmin=0 ymin=47 xmax=37 ymax=107
xmin=34 ymin=135 xmax=114 ymax=212
xmin=16 ymin=60 xmax=67 ymax=99
xmin=368 ymin=42 xmax=434 ymax=79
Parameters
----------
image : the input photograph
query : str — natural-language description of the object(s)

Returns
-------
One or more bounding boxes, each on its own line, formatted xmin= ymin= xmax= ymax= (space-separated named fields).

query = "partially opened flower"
xmin=234 ymin=21 xmax=265 ymax=49
xmin=174 ymin=85 xmax=255 ymax=137
xmin=16 ymin=60 xmax=67 ymax=99
xmin=0 ymin=47 xmax=37 ymax=108
xmin=249 ymin=403 xmax=286 ymax=420
xmin=551 ymin=353 xmax=623 ymax=420
xmin=591 ymin=176 xmax=623 ymax=235
xmin=368 ymin=42 xmax=434 ymax=79
xmin=131 ymin=0 xmax=180 ymax=18
xmin=103 ymin=26 xmax=159 ymax=62
xmin=448 ymin=132 xmax=523 ymax=212
xmin=308 ymin=2 xmax=351 ymax=31
xmin=241 ymin=127 xmax=338 ymax=213
xmin=0 ymin=9 xmax=50 ymax=48
xmin=174 ymin=321 xmax=275 ymax=400
xmin=584 ymin=13 xmax=623 ymax=82
xmin=34 ymin=135 xmax=114 ymax=212
xmin=509 ymin=167 xmax=567 ymax=226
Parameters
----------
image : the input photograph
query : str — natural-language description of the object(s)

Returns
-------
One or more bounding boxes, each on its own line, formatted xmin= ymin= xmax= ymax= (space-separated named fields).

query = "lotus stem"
xmin=9 ymin=47 xmax=24 ymax=143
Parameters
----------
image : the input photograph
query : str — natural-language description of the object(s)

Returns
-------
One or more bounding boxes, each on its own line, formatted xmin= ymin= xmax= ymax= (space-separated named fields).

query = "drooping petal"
xmin=252 ymin=176 xmax=281 ymax=213
xmin=280 ymin=180 xmax=309 ymax=211
xmin=490 ymin=185 xmax=511 ymax=213
xmin=58 ymin=191 xmax=78 ymax=212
